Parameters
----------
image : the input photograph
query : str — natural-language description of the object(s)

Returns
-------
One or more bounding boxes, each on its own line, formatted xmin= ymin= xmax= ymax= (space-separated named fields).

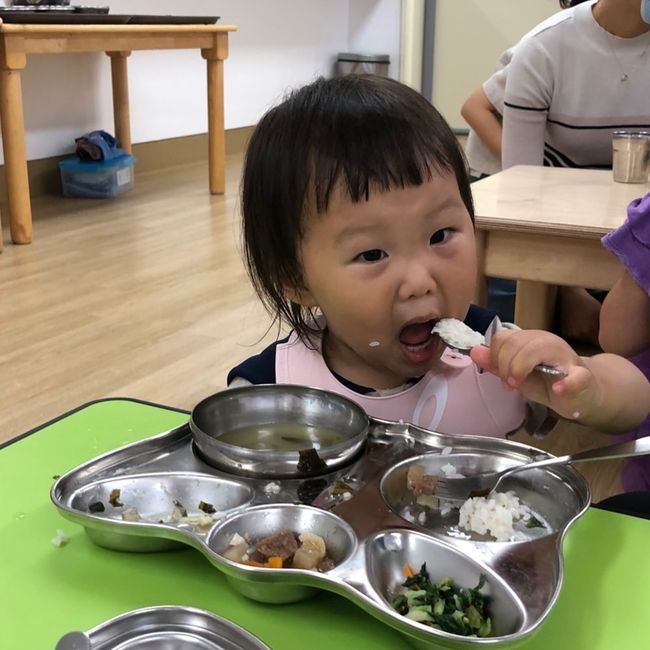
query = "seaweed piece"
xmin=525 ymin=514 xmax=544 ymax=529
xmin=198 ymin=500 xmax=216 ymax=514
xmin=108 ymin=489 xmax=123 ymax=507
xmin=52 ymin=474 xmax=61 ymax=480
xmin=297 ymin=448 xmax=327 ymax=474
xmin=297 ymin=478 xmax=328 ymax=505
xmin=88 ymin=501 xmax=105 ymax=513
xmin=173 ymin=500 xmax=188 ymax=518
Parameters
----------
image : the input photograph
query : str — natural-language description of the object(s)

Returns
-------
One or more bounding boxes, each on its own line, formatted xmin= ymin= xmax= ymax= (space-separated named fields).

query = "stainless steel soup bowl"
xmin=190 ymin=385 xmax=369 ymax=478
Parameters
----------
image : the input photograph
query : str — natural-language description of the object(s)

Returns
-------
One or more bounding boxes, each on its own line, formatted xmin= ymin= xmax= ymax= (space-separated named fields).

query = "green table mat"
xmin=1 ymin=398 xmax=648 ymax=649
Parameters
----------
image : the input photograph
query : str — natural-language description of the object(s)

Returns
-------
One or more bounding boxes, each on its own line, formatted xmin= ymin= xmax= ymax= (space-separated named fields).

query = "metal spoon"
xmin=433 ymin=318 xmax=567 ymax=378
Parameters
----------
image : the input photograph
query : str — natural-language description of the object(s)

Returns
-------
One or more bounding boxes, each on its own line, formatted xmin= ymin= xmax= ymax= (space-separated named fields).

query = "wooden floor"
xmin=0 ymin=154 xmax=623 ymax=502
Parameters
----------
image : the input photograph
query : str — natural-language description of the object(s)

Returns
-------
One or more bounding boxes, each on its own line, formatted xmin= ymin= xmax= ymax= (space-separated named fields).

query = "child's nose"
xmin=398 ymin=258 xmax=437 ymax=301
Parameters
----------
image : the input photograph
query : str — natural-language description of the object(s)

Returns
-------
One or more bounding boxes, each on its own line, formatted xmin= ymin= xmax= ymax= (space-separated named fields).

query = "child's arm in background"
xmin=599 ymin=269 xmax=650 ymax=357
xmin=460 ymin=87 xmax=502 ymax=160
xmin=471 ymin=329 xmax=650 ymax=434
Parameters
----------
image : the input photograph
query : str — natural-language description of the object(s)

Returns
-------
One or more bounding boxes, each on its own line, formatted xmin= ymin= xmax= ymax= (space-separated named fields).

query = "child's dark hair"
xmin=558 ymin=0 xmax=589 ymax=7
xmin=241 ymin=74 xmax=473 ymax=341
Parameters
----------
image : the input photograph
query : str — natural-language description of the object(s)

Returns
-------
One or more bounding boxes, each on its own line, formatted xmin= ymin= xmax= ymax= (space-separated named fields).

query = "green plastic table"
xmin=1 ymin=398 xmax=648 ymax=649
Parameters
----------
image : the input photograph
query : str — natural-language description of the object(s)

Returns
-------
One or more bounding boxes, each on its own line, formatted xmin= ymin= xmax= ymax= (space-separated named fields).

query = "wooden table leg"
xmin=514 ymin=280 xmax=557 ymax=331
xmin=107 ymin=51 xmax=132 ymax=154
xmin=202 ymin=34 xmax=229 ymax=195
xmin=0 ymin=67 xmax=31 ymax=244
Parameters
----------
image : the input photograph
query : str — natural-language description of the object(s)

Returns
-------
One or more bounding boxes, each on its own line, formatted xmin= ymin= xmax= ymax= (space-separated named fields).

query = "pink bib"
xmin=275 ymin=331 xmax=525 ymax=437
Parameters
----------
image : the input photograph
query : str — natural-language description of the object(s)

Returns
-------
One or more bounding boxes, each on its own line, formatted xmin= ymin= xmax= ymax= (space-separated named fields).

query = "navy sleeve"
xmin=464 ymin=304 xmax=499 ymax=335
xmin=226 ymin=336 xmax=290 ymax=385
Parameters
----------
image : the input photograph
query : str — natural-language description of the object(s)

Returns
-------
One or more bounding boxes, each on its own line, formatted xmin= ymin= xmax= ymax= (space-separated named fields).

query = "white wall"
xmin=0 ymin=0 xmax=401 ymax=163
xmin=431 ymin=0 xmax=560 ymax=129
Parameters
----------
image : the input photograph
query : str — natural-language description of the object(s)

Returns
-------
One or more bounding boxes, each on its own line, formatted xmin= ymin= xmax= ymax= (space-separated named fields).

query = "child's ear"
xmin=284 ymin=284 xmax=318 ymax=308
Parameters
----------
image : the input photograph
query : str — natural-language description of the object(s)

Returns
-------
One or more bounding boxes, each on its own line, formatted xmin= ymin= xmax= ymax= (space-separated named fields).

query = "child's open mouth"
xmin=398 ymin=320 xmax=438 ymax=365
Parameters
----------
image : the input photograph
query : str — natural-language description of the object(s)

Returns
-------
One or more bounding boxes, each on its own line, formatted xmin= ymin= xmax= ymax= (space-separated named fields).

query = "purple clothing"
xmin=601 ymin=192 xmax=650 ymax=492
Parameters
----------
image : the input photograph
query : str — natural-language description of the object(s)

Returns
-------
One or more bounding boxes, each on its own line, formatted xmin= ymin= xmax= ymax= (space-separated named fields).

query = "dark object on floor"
xmin=594 ymin=491 xmax=650 ymax=519
xmin=75 ymin=130 xmax=123 ymax=162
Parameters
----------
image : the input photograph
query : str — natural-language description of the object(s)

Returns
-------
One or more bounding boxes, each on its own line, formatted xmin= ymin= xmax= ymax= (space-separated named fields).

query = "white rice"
xmin=441 ymin=462 xmax=465 ymax=479
xmin=263 ymin=481 xmax=282 ymax=495
xmin=458 ymin=491 xmax=527 ymax=542
xmin=432 ymin=318 xmax=485 ymax=349
xmin=51 ymin=529 xmax=70 ymax=547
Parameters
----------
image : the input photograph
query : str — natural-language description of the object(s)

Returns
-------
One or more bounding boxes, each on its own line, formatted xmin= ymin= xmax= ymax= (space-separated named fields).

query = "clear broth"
xmin=218 ymin=423 xmax=347 ymax=451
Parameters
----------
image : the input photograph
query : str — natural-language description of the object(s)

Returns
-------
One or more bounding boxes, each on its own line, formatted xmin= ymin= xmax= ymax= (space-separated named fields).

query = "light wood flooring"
xmin=0 ymin=154 xmax=623 ymax=502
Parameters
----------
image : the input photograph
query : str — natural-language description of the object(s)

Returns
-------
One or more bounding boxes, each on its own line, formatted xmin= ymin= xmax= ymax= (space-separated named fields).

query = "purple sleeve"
xmin=601 ymin=192 xmax=650 ymax=294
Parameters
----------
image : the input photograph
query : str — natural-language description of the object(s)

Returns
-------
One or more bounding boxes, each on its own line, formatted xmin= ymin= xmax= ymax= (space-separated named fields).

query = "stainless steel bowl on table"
xmin=190 ymin=385 xmax=369 ymax=478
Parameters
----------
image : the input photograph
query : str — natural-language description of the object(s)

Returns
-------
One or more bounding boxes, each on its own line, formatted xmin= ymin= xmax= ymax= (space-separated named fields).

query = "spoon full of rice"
xmin=432 ymin=318 xmax=566 ymax=377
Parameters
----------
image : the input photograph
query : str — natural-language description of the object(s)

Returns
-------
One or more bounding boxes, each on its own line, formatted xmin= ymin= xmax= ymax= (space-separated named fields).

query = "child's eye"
xmin=356 ymin=249 xmax=387 ymax=263
xmin=430 ymin=229 xmax=451 ymax=245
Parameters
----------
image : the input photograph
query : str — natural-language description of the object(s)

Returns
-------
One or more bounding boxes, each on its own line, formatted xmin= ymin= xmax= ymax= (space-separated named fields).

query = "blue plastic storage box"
xmin=58 ymin=154 xmax=136 ymax=198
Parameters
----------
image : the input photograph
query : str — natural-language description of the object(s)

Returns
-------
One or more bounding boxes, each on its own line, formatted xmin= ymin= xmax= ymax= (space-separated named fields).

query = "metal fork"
xmin=433 ymin=436 xmax=650 ymax=501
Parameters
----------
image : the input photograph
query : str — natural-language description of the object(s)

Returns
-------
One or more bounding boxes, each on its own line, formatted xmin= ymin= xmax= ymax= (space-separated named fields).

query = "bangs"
xmin=296 ymin=76 xmax=467 ymax=215
xmin=310 ymin=131 xmax=450 ymax=214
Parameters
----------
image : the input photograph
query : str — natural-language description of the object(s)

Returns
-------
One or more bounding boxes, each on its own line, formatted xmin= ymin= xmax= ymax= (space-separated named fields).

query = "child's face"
xmin=294 ymin=171 xmax=477 ymax=389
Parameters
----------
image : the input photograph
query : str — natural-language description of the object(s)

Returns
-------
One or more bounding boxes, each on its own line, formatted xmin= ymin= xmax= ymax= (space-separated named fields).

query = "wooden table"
xmin=0 ymin=22 xmax=237 ymax=246
xmin=472 ymin=165 xmax=650 ymax=330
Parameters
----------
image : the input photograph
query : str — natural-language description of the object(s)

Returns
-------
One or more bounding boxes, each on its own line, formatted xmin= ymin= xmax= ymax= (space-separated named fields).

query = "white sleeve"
xmin=482 ymin=66 xmax=508 ymax=115
xmin=501 ymin=38 xmax=554 ymax=169
xmin=482 ymin=47 xmax=513 ymax=115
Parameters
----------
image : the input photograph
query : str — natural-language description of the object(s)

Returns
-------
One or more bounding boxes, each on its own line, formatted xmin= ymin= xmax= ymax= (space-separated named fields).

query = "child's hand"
xmin=470 ymin=329 xmax=600 ymax=421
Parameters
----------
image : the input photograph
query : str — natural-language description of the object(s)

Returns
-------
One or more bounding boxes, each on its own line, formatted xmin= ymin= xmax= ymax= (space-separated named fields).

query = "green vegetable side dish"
xmin=391 ymin=563 xmax=492 ymax=637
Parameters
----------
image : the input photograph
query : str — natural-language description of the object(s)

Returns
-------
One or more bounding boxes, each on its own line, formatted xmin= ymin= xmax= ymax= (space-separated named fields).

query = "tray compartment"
xmin=205 ymin=504 xmax=358 ymax=604
xmin=55 ymin=471 xmax=254 ymax=552
xmin=381 ymin=452 xmax=589 ymax=542
xmin=364 ymin=530 xmax=528 ymax=647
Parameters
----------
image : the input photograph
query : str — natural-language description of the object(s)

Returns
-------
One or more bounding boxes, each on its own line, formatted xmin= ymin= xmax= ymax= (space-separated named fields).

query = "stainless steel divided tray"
xmin=52 ymin=420 xmax=590 ymax=649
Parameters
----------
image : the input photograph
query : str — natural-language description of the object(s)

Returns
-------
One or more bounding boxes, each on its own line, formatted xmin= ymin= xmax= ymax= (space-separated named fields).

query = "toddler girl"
xmin=228 ymin=75 xmax=650 ymax=439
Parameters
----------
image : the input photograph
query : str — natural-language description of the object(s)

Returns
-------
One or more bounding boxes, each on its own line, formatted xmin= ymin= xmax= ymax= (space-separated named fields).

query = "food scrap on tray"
xmin=87 ymin=494 xmax=218 ymax=529
xmin=392 ymin=563 xmax=492 ymax=637
xmin=222 ymin=530 xmax=336 ymax=571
